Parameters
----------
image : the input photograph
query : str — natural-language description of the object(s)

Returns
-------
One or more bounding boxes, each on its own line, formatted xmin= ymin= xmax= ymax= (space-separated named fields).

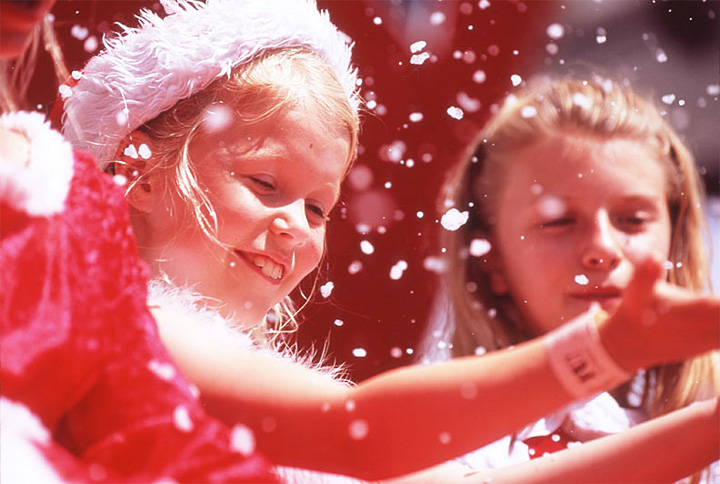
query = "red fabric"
xmin=523 ymin=428 xmax=576 ymax=460
xmin=1 ymin=149 xmax=277 ymax=483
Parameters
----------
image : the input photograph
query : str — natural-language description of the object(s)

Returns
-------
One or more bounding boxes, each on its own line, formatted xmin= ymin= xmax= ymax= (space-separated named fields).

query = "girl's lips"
xmin=234 ymin=250 xmax=284 ymax=285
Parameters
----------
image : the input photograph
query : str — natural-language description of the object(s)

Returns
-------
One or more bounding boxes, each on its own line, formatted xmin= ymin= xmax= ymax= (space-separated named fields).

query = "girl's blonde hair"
xmin=117 ymin=47 xmax=359 ymax=347
xmin=443 ymin=77 xmax=718 ymax=483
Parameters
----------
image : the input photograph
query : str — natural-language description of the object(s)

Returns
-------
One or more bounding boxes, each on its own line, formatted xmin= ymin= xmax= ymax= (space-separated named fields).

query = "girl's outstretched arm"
xmin=451 ymin=397 xmax=719 ymax=484
xmin=153 ymin=258 xmax=719 ymax=480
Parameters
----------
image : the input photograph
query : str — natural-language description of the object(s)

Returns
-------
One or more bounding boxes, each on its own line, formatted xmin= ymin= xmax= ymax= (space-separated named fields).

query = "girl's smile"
xmin=489 ymin=133 xmax=672 ymax=336
xmin=140 ymin=105 xmax=350 ymax=327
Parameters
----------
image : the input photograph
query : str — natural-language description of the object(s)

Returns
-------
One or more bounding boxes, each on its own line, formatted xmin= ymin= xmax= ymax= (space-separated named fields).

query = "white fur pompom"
xmin=0 ymin=112 xmax=74 ymax=217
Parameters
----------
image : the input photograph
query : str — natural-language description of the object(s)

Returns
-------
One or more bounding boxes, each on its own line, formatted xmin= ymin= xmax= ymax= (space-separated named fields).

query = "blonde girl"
xmin=61 ymin=1 xmax=719 ymax=481
xmin=429 ymin=76 xmax=719 ymax=483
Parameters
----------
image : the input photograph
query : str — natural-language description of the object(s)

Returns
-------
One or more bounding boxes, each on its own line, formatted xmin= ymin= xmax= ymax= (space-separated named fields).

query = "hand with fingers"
xmin=597 ymin=257 xmax=720 ymax=373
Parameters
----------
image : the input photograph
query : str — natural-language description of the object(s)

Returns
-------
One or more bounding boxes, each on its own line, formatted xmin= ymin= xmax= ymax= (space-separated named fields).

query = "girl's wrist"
xmin=545 ymin=309 xmax=632 ymax=399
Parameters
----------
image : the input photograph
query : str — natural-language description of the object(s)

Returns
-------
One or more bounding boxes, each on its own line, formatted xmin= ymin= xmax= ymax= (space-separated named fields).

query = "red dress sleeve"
xmin=0 ymin=113 xmax=277 ymax=483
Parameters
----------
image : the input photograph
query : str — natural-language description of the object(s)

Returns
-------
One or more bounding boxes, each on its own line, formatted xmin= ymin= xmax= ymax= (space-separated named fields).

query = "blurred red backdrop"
xmin=27 ymin=0 xmax=556 ymax=382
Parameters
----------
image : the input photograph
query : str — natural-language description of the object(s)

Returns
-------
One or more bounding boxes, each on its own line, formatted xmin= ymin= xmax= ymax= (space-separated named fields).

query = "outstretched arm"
xmin=153 ymin=258 xmax=719 ymax=480
xmin=455 ymin=397 xmax=719 ymax=484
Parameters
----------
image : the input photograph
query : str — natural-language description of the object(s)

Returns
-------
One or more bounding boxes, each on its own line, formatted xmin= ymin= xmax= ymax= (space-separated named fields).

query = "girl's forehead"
xmin=498 ymin=134 xmax=667 ymax=200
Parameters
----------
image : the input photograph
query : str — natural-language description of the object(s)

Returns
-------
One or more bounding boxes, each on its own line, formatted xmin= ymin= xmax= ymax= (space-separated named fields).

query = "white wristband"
xmin=545 ymin=310 xmax=631 ymax=398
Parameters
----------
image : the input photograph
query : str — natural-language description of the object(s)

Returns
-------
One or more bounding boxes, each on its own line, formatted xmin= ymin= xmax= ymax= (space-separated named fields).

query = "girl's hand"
xmin=597 ymin=257 xmax=720 ymax=373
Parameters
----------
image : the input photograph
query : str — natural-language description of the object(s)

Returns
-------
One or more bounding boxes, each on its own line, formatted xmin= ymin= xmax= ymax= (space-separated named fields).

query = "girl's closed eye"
xmin=249 ymin=175 xmax=276 ymax=192
xmin=615 ymin=211 xmax=652 ymax=232
xmin=306 ymin=202 xmax=328 ymax=222
xmin=539 ymin=216 xmax=574 ymax=230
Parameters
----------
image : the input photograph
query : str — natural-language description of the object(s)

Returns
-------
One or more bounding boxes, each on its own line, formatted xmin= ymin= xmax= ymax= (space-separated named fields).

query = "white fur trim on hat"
xmin=62 ymin=0 xmax=359 ymax=170
xmin=0 ymin=111 xmax=74 ymax=217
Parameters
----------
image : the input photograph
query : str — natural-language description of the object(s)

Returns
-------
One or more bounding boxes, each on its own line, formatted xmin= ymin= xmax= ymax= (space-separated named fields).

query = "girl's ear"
xmin=112 ymin=130 xmax=156 ymax=213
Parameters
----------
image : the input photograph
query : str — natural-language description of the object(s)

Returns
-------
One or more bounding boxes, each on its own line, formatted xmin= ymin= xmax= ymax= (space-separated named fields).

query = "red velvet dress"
xmin=0 ymin=112 xmax=277 ymax=483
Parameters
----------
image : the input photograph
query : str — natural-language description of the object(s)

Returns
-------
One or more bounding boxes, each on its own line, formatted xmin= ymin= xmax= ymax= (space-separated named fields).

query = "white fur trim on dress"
xmin=0 ymin=398 xmax=70 ymax=484
xmin=62 ymin=0 xmax=359 ymax=170
xmin=0 ymin=112 xmax=74 ymax=217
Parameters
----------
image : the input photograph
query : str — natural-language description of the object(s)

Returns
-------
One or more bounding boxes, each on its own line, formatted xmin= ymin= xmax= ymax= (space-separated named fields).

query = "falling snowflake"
xmin=440 ymin=208 xmax=469 ymax=231
xmin=320 ymin=281 xmax=334 ymax=298
xmin=446 ymin=106 xmax=464 ymax=120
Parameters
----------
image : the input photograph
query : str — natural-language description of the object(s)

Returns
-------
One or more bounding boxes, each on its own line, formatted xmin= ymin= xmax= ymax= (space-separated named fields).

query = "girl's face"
xmin=143 ymin=105 xmax=350 ymax=326
xmin=489 ymin=134 xmax=672 ymax=336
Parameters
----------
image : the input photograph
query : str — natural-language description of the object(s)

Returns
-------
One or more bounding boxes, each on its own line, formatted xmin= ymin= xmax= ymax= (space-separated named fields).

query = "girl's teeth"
xmin=252 ymin=255 xmax=283 ymax=280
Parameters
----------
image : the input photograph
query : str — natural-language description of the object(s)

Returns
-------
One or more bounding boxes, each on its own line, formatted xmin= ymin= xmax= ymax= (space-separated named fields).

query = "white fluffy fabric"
xmin=0 ymin=112 xmax=74 ymax=217
xmin=63 ymin=0 xmax=359 ymax=169
xmin=0 ymin=398 xmax=69 ymax=484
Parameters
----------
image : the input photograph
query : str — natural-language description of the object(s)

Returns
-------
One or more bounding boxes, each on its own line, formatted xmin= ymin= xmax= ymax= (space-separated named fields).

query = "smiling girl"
xmin=58 ymin=1 xmax=720 ymax=481
xmin=423 ymin=76 xmax=720 ymax=483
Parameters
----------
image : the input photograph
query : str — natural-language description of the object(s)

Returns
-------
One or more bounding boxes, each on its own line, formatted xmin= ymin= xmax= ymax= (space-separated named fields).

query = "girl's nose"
xmin=581 ymin=214 xmax=622 ymax=270
xmin=270 ymin=200 xmax=311 ymax=247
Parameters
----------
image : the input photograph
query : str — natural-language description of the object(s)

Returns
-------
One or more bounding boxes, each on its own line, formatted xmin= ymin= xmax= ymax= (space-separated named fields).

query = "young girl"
xmin=60 ymin=0 xmax=720 ymax=481
xmin=422 ymin=76 xmax=720 ymax=483
xmin=0 ymin=2 xmax=276 ymax=482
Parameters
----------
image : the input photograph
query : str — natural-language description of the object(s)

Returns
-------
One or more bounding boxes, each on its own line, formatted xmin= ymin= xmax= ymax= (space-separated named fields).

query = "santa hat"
xmin=62 ymin=0 xmax=359 ymax=169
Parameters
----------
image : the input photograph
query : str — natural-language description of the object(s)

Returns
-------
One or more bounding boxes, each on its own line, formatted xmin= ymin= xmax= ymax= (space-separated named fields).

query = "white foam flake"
xmin=347 ymin=164 xmax=373 ymax=191
xmin=574 ymin=274 xmax=589 ymax=286
xmin=138 ymin=143 xmax=152 ymax=160
xmin=706 ymin=84 xmax=720 ymax=96
xmin=439 ymin=432 xmax=451 ymax=444
xmin=352 ymin=348 xmax=367 ymax=358
xmin=348 ymin=419 xmax=369 ymax=440
xmin=360 ymin=240 xmax=375 ymax=255
xmin=662 ymin=260 xmax=674 ymax=270
xmin=409 ymin=112 xmax=424 ymax=123
xmin=373 ymin=16 xmax=382 ymax=25
xmin=148 ymin=359 xmax=176 ymax=381
xmin=423 ymin=255 xmax=447 ymax=274
xmin=112 ymin=174 xmax=128 ymax=187
xmin=390 ymin=347 xmax=403 ymax=358
xmin=457 ymin=92 xmax=481 ymax=113
xmin=572 ymin=93 xmax=591 ymax=110
xmin=521 ymin=105 xmax=537 ymax=118
xmin=230 ymin=424 xmax=256 ymax=456
xmin=83 ymin=36 xmax=99 ymax=53
xmin=655 ymin=49 xmax=668 ymax=63
xmin=389 ymin=260 xmax=408 ymax=280
xmin=348 ymin=260 xmax=363 ymax=274
xmin=410 ymin=40 xmax=427 ymax=53
xmin=173 ymin=406 xmax=193 ymax=432
xmin=320 ymin=281 xmax=334 ymax=298
xmin=440 ymin=208 xmax=469 ymax=231
xmin=661 ymin=94 xmax=676 ymax=105
xmin=595 ymin=27 xmax=607 ymax=44
xmin=546 ymin=43 xmax=559 ymax=55
xmin=202 ymin=105 xmax=234 ymax=133
xmin=123 ymin=144 xmax=139 ymax=159
xmin=474 ymin=346 xmax=487 ymax=356
xmin=71 ymin=70 xmax=83 ymax=80
xmin=446 ymin=106 xmax=464 ymax=120
xmin=410 ymin=52 xmax=431 ymax=65
xmin=379 ymin=140 xmax=407 ymax=163
xmin=478 ymin=0 xmax=491 ymax=10
xmin=58 ymin=84 xmax=73 ymax=100
xmin=546 ymin=23 xmax=564 ymax=39
xmin=473 ymin=70 xmax=487 ymax=84
xmin=537 ymin=195 xmax=566 ymax=219
xmin=511 ymin=74 xmax=523 ymax=87
xmin=469 ymin=238 xmax=491 ymax=257
xmin=430 ymin=11 xmax=446 ymax=25
xmin=70 ymin=24 xmax=89 ymax=40
xmin=115 ymin=109 xmax=129 ymax=127
xmin=334 ymin=319 xmax=344 ymax=327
